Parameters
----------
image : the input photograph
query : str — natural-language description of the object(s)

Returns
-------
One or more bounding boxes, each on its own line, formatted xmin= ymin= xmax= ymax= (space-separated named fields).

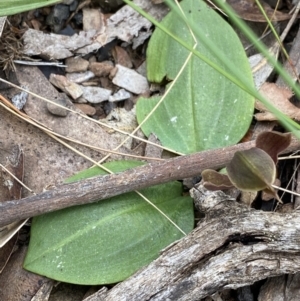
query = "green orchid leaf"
xmin=226 ymin=148 xmax=276 ymax=193
xmin=255 ymin=131 xmax=291 ymax=163
xmin=201 ymin=169 xmax=234 ymax=191
xmin=24 ymin=160 xmax=194 ymax=285
xmin=136 ymin=0 xmax=254 ymax=154
xmin=0 ymin=0 xmax=61 ymax=16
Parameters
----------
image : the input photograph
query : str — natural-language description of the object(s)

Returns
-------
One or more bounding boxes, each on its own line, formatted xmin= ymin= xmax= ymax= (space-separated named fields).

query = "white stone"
xmin=66 ymin=71 xmax=95 ymax=83
xmin=109 ymin=89 xmax=131 ymax=102
xmin=112 ymin=64 xmax=149 ymax=94
xmin=81 ymin=86 xmax=112 ymax=103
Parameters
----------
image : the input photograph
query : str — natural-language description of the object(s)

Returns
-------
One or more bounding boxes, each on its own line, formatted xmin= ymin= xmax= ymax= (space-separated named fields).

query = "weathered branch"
xmin=0 ymin=136 xmax=300 ymax=227
xmin=84 ymin=185 xmax=300 ymax=301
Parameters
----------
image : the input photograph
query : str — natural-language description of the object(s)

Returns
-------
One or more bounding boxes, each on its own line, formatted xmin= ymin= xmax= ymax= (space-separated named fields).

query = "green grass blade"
xmin=0 ymin=0 xmax=61 ymax=16
xmin=123 ymin=0 xmax=300 ymax=137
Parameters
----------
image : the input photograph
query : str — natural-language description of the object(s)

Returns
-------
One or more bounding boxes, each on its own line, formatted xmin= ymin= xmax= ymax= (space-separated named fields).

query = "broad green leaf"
xmin=24 ymin=160 xmax=194 ymax=285
xmin=0 ymin=0 xmax=61 ymax=16
xmin=136 ymin=0 xmax=254 ymax=154
xmin=226 ymin=148 xmax=276 ymax=192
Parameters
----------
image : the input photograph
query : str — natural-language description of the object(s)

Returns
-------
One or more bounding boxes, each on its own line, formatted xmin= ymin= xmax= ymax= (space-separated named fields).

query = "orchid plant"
xmin=201 ymin=131 xmax=292 ymax=204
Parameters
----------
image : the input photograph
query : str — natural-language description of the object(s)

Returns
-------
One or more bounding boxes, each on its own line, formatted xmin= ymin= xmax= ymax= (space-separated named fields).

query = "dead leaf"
xmin=262 ymin=178 xmax=281 ymax=201
xmin=112 ymin=45 xmax=133 ymax=69
xmin=255 ymin=82 xmax=298 ymax=121
xmin=227 ymin=0 xmax=292 ymax=22
xmin=0 ymin=246 xmax=52 ymax=301
xmin=255 ymin=131 xmax=291 ymax=163
xmin=202 ymin=169 xmax=234 ymax=191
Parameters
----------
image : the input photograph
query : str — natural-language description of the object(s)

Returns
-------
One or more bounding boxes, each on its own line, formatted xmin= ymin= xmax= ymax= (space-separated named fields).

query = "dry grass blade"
xmin=0 ymin=92 xmax=163 ymax=162
xmin=0 ymin=78 xmax=180 ymax=155
xmin=0 ymin=84 xmax=185 ymax=234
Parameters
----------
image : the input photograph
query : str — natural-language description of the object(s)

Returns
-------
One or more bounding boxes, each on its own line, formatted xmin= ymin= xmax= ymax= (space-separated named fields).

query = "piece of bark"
xmin=22 ymin=29 xmax=97 ymax=60
xmin=1 ymin=135 xmax=300 ymax=228
xmin=84 ymin=185 xmax=300 ymax=301
xmin=105 ymin=0 xmax=168 ymax=46
xmin=22 ymin=0 xmax=169 ymax=59
xmin=258 ymin=273 xmax=300 ymax=301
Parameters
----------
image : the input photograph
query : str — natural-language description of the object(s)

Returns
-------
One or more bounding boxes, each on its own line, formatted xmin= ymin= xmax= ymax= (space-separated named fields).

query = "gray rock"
xmin=11 ymin=87 xmax=28 ymax=110
xmin=66 ymin=71 xmax=95 ymax=83
xmin=65 ymin=57 xmax=89 ymax=73
xmin=46 ymin=4 xmax=70 ymax=33
xmin=81 ymin=86 xmax=112 ymax=103
xmin=49 ymin=74 xmax=83 ymax=100
xmin=47 ymin=94 xmax=69 ymax=117
xmin=109 ymin=89 xmax=131 ymax=102
xmin=112 ymin=64 xmax=149 ymax=94
xmin=136 ymin=61 xmax=147 ymax=78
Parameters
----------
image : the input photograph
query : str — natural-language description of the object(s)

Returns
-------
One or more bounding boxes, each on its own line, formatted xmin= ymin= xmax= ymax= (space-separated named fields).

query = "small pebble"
xmin=74 ymin=103 xmax=96 ymax=116
xmin=81 ymin=86 xmax=112 ymax=103
xmin=136 ymin=61 xmax=147 ymax=78
xmin=73 ymin=96 xmax=88 ymax=103
xmin=11 ymin=87 xmax=28 ymax=110
xmin=89 ymin=61 xmax=114 ymax=77
xmin=65 ymin=57 xmax=89 ymax=73
xmin=112 ymin=46 xmax=133 ymax=69
xmin=47 ymin=94 xmax=69 ymax=117
xmin=50 ymin=74 xmax=83 ymax=100
xmin=109 ymin=88 xmax=131 ymax=102
xmin=66 ymin=71 xmax=95 ymax=83
xmin=111 ymin=64 xmax=149 ymax=94
xmin=46 ymin=4 xmax=70 ymax=33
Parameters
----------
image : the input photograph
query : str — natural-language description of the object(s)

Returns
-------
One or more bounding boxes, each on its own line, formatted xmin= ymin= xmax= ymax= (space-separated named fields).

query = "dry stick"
xmin=1 ymin=137 xmax=300 ymax=227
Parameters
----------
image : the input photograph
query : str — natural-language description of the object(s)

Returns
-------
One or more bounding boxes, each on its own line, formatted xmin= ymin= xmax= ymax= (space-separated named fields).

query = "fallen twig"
xmin=0 ymin=136 xmax=300 ymax=227
xmin=84 ymin=185 xmax=300 ymax=301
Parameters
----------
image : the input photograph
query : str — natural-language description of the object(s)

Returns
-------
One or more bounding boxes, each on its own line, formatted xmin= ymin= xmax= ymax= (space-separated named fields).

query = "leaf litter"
xmin=3 ymin=0 xmax=300 ymax=298
xmin=0 ymin=0 xmax=189 ymax=298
